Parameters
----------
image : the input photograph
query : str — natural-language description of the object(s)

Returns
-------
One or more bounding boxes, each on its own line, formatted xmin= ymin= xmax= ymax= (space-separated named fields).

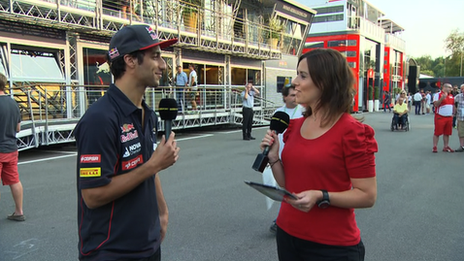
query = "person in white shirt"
xmin=413 ymin=91 xmax=422 ymax=115
xmin=425 ymin=91 xmax=432 ymax=114
xmin=269 ymin=84 xmax=304 ymax=234
xmin=188 ymin=63 xmax=198 ymax=111
xmin=273 ymin=84 xmax=305 ymax=119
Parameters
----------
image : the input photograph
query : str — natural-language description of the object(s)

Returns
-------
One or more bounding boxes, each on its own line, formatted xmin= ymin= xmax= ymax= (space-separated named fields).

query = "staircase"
xmin=11 ymin=83 xmax=66 ymax=121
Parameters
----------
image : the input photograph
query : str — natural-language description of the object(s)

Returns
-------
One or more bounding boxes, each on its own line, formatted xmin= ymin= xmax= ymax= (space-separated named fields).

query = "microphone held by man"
xmin=252 ymin=111 xmax=290 ymax=172
xmin=158 ymin=98 xmax=178 ymax=140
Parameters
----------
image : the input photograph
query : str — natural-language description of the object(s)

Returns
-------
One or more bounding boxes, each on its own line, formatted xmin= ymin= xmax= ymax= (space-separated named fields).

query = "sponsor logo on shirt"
xmin=123 ymin=142 xmax=142 ymax=158
xmin=122 ymin=155 xmax=144 ymax=171
xmin=121 ymin=123 xmax=135 ymax=133
xmin=80 ymin=167 xmax=101 ymax=177
xmin=121 ymin=130 xmax=138 ymax=143
xmin=80 ymin=154 xmax=101 ymax=163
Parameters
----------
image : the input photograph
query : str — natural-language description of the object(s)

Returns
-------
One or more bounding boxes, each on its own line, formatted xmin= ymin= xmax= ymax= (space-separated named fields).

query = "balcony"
xmin=0 ymin=0 xmax=282 ymax=60
xmin=358 ymin=16 xmax=385 ymax=43
xmin=385 ymin=34 xmax=405 ymax=52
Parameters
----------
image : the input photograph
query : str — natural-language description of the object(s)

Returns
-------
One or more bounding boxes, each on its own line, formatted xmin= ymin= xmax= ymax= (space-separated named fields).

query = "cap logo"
xmin=145 ymin=26 xmax=158 ymax=41
xmin=109 ymin=47 xmax=120 ymax=59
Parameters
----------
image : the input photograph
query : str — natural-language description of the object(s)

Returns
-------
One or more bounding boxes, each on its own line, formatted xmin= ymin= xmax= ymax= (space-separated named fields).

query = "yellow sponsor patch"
xmin=80 ymin=167 xmax=101 ymax=177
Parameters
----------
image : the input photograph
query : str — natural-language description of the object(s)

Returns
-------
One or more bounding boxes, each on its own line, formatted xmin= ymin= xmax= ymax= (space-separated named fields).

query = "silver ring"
xmin=299 ymin=204 xmax=303 ymax=208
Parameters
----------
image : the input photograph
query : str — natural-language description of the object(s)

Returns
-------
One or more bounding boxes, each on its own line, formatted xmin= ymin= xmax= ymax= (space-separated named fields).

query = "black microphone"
xmin=158 ymin=98 xmax=178 ymax=141
xmin=252 ymin=111 xmax=290 ymax=172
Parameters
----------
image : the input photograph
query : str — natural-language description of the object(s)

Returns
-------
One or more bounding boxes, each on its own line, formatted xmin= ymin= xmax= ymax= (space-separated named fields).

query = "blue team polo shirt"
xmin=74 ymin=84 xmax=160 ymax=261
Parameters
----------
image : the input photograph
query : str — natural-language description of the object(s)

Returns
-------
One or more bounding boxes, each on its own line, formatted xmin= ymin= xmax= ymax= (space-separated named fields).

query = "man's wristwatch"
xmin=317 ymin=190 xmax=330 ymax=209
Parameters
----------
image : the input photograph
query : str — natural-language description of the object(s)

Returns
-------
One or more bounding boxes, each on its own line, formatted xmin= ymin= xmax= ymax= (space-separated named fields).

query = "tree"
xmin=445 ymin=29 xmax=464 ymax=54
xmin=444 ymin=29 xmax=464 ymax=76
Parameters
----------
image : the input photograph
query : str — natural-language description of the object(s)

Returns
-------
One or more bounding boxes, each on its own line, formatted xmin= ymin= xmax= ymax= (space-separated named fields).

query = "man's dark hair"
xmin=189 ymin=63 xmax=195 ymax=69
xmin=177 ymin=65 xmax=182 ymax=69
xmin=0 ymin=73 xmax=7 ymax=92
xmin=282 ymin=84 xmax=295 ymax=97
xmin=108 ymin=50 xmax=145 ymax=80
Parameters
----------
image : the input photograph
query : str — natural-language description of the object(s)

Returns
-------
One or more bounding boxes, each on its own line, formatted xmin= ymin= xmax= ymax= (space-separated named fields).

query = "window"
xmin=304 ymin=42 xmax=324 ymax=49
xmin=312 ymin=14 xmax=344 ymax=23
xmin=328 ymin=39 xmax=357 ymax=47
xmin=341 ymin=51 xmax=356 ymax=57
xmin=313 ymin=6 xmax=344 ymax=15
xmin=10 ymin=49 xmax=64 ymax=82
xmin=347 ymin=40 xmax=357 ymax=46
xmin=231 ymin=68 xmax=261 ymax=85
xmin=348 ymin=62 xmax=356 ymax=68
xmin=83 ymin=48 xmax=112 ymax=86
xmin=277 ymin=76 xmax=292 ymax=93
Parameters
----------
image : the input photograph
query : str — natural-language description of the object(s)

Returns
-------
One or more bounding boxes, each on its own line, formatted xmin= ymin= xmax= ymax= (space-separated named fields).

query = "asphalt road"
xmin=1 ymin=112 xmax=463 ymax=261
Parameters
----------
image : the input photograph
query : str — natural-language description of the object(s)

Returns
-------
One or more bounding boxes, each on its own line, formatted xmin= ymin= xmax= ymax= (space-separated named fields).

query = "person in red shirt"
xmin=260 ymin=49 xmax=378 ymax=261
xmin=432 ymin=83 xmax=455 ymax=152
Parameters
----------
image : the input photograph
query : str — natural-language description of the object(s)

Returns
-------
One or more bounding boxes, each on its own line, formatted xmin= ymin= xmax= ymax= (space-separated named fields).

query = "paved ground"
xmin=1 ymin=112 xmax=464 ymax=261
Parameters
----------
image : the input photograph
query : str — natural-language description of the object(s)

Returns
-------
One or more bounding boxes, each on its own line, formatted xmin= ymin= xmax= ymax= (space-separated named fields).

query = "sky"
xmin=296 ymin=0 xmax=464 ymax=59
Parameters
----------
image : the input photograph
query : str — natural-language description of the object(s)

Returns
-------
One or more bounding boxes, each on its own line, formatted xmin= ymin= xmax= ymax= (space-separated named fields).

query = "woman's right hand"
xmin=260 ymin=130 xmax=279 ymax=162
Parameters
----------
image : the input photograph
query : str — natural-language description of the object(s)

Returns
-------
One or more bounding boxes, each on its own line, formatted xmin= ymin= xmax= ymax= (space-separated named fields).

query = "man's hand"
xmin=147 ymin=133 xmax=179 ymax=173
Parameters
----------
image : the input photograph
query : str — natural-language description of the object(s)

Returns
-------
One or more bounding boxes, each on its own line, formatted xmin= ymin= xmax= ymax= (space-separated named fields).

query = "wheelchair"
xmin=391 ymin=113 xmax=410 ymax=131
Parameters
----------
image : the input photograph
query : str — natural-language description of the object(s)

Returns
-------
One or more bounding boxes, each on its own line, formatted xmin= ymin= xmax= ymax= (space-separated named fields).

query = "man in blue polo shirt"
xmin=174 ymin=65 xmax=188 ymax=113
xmin=74 ymin=25 xmax=180 ymax=261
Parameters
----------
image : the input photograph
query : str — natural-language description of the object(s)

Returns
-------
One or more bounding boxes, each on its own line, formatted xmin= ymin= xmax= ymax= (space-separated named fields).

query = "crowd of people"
xmin=382 ymin=83 xmax=464 ymax=152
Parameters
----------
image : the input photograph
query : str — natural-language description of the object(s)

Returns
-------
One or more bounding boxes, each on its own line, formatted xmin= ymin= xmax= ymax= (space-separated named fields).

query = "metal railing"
xmin=10 ymin=83 xmax=277 ymax=150
xmin=9 ymin=83 xmax=276 ymax=122
xmin=385 ymin=34 xmax=405 ymax=52
xmin=0 ymin=0 xmax=283 ymax=58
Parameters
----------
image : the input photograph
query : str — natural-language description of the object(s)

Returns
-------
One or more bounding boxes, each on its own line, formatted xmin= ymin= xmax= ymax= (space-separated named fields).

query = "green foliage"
xmin=445 ymin=29 xmax=464 ymax=54
xmin=414 ymin=29 xmax=464 ymax=77
xmin=374 ymin=86 xmax=380 ymax=100
xmin=393 ymin=87 xmax=401 ymax=96
xmin=182 ymin=0 xmax=202 ymax=14
xmin=420 ymin=69 xmax=435 ymax=77
xmin=268 ymin=17 xmax=283 ymax=39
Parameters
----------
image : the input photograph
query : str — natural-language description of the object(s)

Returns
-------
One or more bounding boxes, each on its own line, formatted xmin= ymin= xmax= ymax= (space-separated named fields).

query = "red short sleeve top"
xmin=278 ymin=113 xmax=378 ymax=246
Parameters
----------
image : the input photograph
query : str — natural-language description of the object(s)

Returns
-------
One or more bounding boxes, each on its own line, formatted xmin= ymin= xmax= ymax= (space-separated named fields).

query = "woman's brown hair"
xmin=299 ymin=49 xmax=356 ymax=127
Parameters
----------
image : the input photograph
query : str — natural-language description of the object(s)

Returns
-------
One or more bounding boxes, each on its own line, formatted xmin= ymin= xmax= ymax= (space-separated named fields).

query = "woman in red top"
xmin=261 ymin=49 xmax=378 ymax=261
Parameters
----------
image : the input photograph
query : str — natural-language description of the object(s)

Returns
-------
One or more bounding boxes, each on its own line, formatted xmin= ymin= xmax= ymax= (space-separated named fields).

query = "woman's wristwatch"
xmin=317 ymin=190 xmax=330 ymax=209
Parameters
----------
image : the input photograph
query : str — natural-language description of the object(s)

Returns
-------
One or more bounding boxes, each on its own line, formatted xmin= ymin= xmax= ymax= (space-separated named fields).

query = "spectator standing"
xmin=188 ymin=64 xmax=198 ymax=112
xmin=241 ymin=82 xmax=260 ymax=140
xmin=269 ymin=83 xmax=304 ymax=234
xmin=174 ymin=65 xmax=188 ymax=113
xmin=452 ymin=85 xmax=460 ymax=128
xmin=413 ymin=90 xmax=422 ymax=115
xmin=425 ymin=91 xmax=432 ymax=115
xmin=432 ymin=83 xmax=455 ymax=153
xmin=454 ymin=84 xmax=464 ymax=151
xmin=0 ymin=73 xmax=25 ymax=222
xmin=383 ymin=91 xmax=391 ymax=112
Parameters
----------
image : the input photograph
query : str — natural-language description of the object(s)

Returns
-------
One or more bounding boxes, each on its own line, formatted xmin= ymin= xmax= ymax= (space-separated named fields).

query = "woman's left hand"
xmin=284 ymin=190 xmax=322 ymax=212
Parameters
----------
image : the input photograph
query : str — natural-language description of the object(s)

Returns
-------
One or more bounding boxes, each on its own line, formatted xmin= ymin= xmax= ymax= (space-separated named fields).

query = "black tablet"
xmin=244 ymin=181 xmax=298 ymax=201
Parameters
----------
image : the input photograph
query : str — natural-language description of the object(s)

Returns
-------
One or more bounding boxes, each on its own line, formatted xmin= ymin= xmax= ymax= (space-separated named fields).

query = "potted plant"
xmin=268 ymin=17 xmax=283 ymax=49
xmin=182 ymin=0 xmax=202 ymax=32
xmin=374 ymin=86 xmax=380 ymax=111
